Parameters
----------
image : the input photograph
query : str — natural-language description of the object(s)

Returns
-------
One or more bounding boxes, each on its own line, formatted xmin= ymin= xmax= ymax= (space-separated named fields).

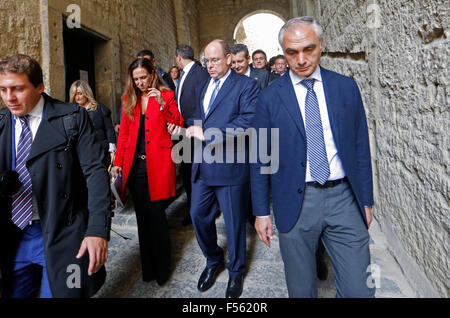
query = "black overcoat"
xmin=0 ymin=93 xmax=111 ymax=298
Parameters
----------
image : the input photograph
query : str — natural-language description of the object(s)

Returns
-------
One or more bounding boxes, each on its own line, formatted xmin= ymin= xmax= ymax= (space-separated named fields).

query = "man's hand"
xmin=76 ymin=237 xmax=108 ymax=276
xmin=111 ymin=166 xmax=122 ymax=178
xmin=365 ymin=206 xmax=373 ymax=229
xmin=255 ymin=217 xmax=273 ymax=247
xmin=186 ymin=125 xmax=205 ymax=141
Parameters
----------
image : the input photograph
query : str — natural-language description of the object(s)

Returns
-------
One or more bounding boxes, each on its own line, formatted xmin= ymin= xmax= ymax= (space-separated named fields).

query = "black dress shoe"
xmin=197 ymin=263 xmax=224 ymax=292
xmin=225 ymin=275 xmax=244 ymax=298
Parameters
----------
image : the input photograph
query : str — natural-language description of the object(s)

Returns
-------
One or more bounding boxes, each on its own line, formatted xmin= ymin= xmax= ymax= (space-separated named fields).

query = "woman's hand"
xmin=111 ymin=166 xmax=122 ymax=178
xmin=147 ymin=88 xmax=165 ymax=106
xmin=167 ymin=122 xmax=183 ymax=136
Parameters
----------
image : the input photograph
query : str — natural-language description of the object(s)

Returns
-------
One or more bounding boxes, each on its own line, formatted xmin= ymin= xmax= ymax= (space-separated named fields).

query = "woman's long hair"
xmin=69 ymin=80 xmax=98 ymax=111
xmin=123 ymin=58 xmax=169 ymax=120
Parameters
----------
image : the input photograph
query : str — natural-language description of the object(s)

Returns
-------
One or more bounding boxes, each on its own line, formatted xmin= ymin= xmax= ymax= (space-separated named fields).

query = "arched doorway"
xmin=233 ymin=11 xmax=286 ymax=62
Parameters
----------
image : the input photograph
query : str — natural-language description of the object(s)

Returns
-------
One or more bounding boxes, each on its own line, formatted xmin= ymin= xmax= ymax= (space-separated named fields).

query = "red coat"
xmin=114 ymin=90 xmax=184 ymax=201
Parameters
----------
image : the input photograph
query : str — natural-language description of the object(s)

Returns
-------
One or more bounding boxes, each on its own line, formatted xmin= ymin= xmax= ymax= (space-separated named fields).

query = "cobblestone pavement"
xmin=95 ymin=192 xmax=416 ymax=298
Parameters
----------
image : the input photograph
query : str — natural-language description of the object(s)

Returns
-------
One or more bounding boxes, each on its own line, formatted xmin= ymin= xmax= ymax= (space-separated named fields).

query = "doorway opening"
xmin=63 ymin=20 xmax=107 ymax=102
xmin=233 ymin=12 xmax=285 ymax=63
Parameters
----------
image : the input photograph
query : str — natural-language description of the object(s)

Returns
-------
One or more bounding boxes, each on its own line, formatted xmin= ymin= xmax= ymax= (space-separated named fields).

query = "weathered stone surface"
xmin=316 ymin=0 xmax=449 ymax=297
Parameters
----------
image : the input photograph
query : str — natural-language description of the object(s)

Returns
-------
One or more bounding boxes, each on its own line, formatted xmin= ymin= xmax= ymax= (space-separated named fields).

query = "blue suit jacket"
xmin=249 ymin=68 xmax=269 ymax=90
xmin=191 ymin=70 xmax=259 ymax=186
xmin=250 ymin=67 xmax=373 ymax=233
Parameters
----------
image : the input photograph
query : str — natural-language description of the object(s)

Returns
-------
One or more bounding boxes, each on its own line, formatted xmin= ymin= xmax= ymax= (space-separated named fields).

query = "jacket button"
xmin=146 ymin=129 xmax=149 ymax=132
xmin=298 ymin=188 xmax=303 ymax=194
xmin=301 ymin=162 xmax=305 ymax=167
xmin=146 ymin=117 xmax=149 ymax=120
xmin=56 ymin=163 xmax=63 ymax=169
xmin=147 ymin=141 xmax=150 ymax=144
xmin=60 ymin=192 xmax=68 ymax=199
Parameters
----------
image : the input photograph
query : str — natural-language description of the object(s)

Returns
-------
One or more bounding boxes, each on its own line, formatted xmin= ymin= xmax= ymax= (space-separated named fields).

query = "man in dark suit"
xmin=137 ymin=49 xmax=176 ymax=91
xmin=185 ymin=40 xmax=259 ymax=298
xmin=231 ymin=44 xmax=269 ymax=90
xmin=173 ymin=44 xmax=210 ymax=226
xmin=251 ymin=17 xmax=375 ymax=298
xmin=0 ymin=54 xmax=111 ymax=298
xmin=251 ymin=49 xmax=271 ymax=72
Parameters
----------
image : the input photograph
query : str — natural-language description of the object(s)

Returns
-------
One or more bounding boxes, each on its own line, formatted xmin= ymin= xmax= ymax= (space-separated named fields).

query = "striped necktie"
xmin=301 ymin=79 xmax=330 ymax=185
xmin=206 ymin=79 xmax=220 ymax=115
xmin=11 ymin=115 xmax=34 ymax=229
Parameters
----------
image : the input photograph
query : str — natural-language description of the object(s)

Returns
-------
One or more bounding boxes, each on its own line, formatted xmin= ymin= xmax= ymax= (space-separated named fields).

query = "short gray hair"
xmin=278 ymin=16 xmax=324 ymax=47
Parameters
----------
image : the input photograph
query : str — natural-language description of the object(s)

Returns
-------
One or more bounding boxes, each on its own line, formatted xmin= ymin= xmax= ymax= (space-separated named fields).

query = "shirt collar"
xmin=244 ymin=67 xmax=251 ymax=77
xmin=182 ymin=61 xmax=195 ymax=74
xmin=289 ymin=65 xmax=322 ymax=86
xmin=15 ymin=95 xmax=44 ymax=120
xmin=212 ymin=68 xmax=232 ymax=84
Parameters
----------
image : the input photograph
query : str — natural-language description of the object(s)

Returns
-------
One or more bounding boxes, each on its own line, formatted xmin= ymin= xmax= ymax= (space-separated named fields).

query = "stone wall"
xmin=1 ymin=0 xmax=184 ymax=117
xmin=0 ymin=0 xmax=41 ymax=63
xmin=314 ymin=0 xmax=448 ymax=297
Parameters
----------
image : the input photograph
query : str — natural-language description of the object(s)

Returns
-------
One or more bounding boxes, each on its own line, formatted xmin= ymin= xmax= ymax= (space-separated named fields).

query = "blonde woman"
xmin=69 ymin=80 xmax=116 ymax=167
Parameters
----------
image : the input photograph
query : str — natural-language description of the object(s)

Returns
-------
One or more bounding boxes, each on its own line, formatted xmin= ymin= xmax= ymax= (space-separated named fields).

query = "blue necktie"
xmin=206 ymin=79 xmax=220 ymax=115
xmin=301 ymin=79 xmax=330 ymax=185
xmin=11 ymin=115 xmax=34 ymax=229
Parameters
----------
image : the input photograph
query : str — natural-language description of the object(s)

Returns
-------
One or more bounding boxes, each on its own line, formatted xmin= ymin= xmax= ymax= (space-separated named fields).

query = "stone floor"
xmin=94 ymin=191 xmax=416 ymax=298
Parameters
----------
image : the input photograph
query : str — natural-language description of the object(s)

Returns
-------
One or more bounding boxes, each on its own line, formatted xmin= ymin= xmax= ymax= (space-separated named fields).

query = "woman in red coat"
xmin=112 ymin=58 xmax=183 ymax=285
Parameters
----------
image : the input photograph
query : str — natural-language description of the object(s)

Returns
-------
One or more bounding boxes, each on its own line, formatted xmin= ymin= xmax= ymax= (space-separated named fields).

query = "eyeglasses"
xmin=202 ymin=58 xmax=223 ymax=65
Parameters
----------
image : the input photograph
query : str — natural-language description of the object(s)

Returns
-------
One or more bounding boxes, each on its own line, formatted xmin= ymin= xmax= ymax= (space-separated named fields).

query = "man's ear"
xmin=37 ymin=82 xmax=45 ymax=94
xmin=225 ymin=54 xmax=232 ymax=66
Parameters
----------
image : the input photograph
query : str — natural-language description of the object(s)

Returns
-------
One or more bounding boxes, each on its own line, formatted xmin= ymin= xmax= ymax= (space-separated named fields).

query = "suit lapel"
xmin=205 ymin=71 xmax=236 ymax=121
xmin=320 ymin=67 xmax=341 ymax=150
xmin=0 ymin=110 xmax=13 ymax=170
xmin=277 ymin=74 xmax=306 ymax=141
xmin=28 ymin=99 xmax=68 ymax=161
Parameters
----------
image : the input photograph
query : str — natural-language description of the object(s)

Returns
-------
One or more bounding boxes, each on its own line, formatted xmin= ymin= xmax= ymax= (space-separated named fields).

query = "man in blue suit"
xmin=186 ymin=39 xmax=259 ymax=298
xmin=230 ymin=44 xmax=269 ymax=90
xmin=251 ymin=17 xmax=375 ymax=298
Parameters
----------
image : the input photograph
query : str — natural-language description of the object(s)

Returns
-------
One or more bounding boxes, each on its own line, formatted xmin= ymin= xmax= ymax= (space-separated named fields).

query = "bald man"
xmin=186 ymin=40 xmax=259 ymax=298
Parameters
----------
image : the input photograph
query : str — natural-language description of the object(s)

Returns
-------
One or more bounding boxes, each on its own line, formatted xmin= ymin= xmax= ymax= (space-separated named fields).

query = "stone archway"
xmin=197 ymin=0 xmax=290 ymax=51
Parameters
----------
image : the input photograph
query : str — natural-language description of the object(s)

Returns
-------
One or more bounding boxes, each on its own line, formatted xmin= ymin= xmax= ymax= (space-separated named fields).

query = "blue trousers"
xmin=190 ymin=177 xmax=249 ymax=279
xmin=5 ymin=223 xmax=52 ymax=298
xmin=279 ymin=181 xmax=375 ymax=298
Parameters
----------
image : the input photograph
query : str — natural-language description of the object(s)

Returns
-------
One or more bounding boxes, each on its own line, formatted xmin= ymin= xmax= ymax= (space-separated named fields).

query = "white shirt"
xmin=14 ymin=95 xmax=44 ymax=221
xmin=177 ymin=61 xmax=195 ymax=111
xmin=244 ymin=67 xmax=251 ymax=77
xmin=14 ymin=96 xmax=44 ymax=153
xmin=289 ymin=66 xmax=346 ymax=182
xmin=202 ymin=69 xmax=232 ymax=115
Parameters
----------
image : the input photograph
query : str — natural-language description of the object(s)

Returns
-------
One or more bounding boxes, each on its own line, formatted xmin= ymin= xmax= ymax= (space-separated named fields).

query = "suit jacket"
xmin=86 ymin=103 xmax=116 ymax=154
xmin=191 ymin=70 xmax=259 ymax=186
xmin=178 ymin=62 xmax=209 ymax=127
xmin=249 ymin=67 xmax=269 ymax=90
xmin=0 ymin=93 xmax=111 ymax=297
xmin=250 ymin=67 xmax=373 ymax=233
xmin=114 ymin=90 xmax=184 ymax=201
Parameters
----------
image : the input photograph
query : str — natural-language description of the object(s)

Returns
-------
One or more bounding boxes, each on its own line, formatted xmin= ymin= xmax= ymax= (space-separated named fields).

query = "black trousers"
xmin=128 ymin=159 xmax=170 ymax=285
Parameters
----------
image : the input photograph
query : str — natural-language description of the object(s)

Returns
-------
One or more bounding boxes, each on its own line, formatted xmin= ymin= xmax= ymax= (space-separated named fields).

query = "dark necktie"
xmin=301 ymin=79 xmax=330 ymax=185
xmin=11 ymin=115 xmax=34 ymax=229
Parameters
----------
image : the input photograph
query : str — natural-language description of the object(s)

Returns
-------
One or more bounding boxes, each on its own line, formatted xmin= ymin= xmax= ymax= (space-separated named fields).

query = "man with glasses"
xmin=185 ymin=39 xmax=259 ymax=298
